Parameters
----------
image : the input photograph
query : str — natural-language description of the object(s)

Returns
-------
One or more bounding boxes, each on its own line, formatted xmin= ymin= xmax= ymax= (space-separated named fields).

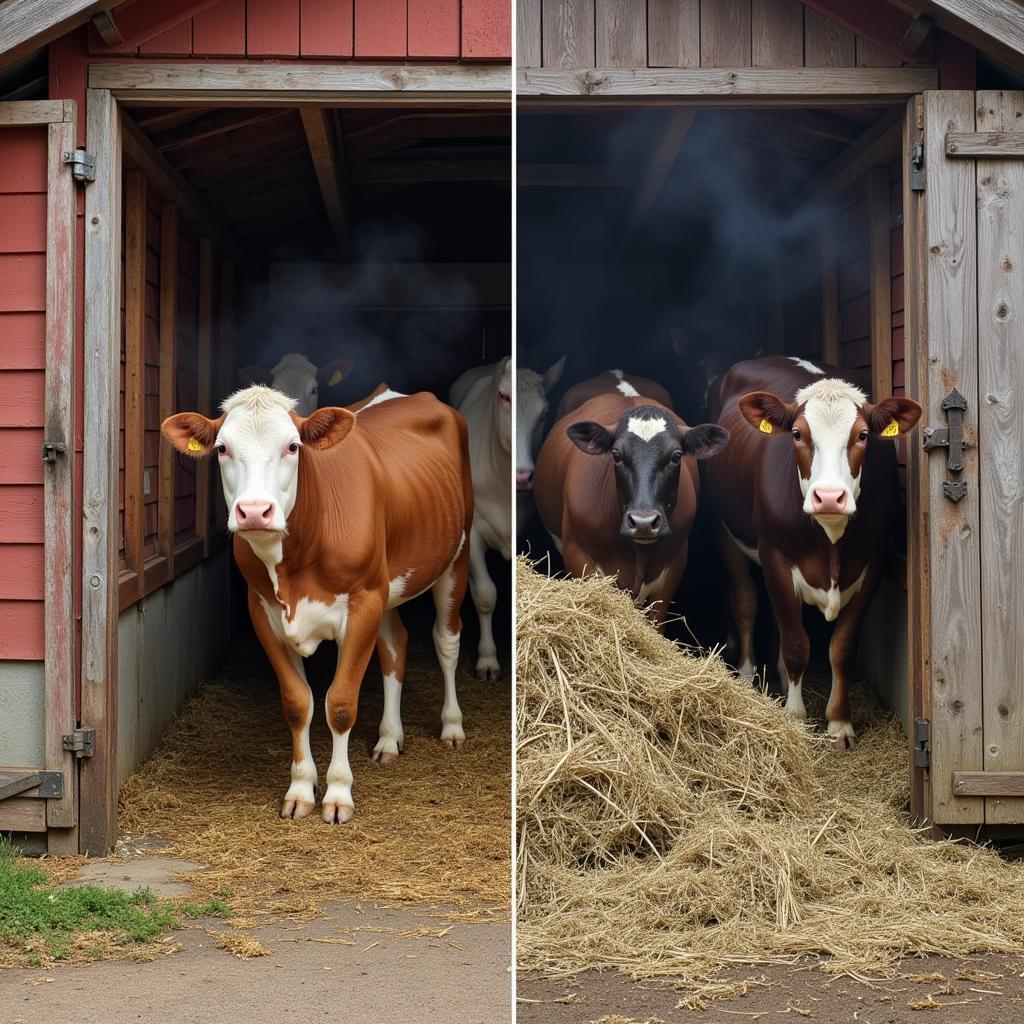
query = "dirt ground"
xmin=0 ymin=902 xmax=511 ymax=1024
xmin=518 ymin=958 xmax=1024 ymax=1023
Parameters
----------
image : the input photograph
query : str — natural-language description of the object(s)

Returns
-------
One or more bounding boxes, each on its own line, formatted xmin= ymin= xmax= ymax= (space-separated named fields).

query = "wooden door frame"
xmin=0 ymin=99 xmax=78 ymax=852
xmin=79 ymin=67 xmax=512 ymax=855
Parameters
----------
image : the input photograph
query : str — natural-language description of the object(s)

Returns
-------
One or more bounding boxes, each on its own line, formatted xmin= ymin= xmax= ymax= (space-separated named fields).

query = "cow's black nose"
xmin=627 ymin=511 xmax=661 ymax=533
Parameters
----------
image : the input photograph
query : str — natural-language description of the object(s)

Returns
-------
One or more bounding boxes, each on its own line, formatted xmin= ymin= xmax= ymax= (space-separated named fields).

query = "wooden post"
xmin=121 ymin=168 xmax=146 ymax=609
xmin=158 ymin=202 xmax=178 ymax=577
xmin=196 ymin=237 xmax=214 ymax=553
xmin=868 ymin=165 xmax=893 ymax=400
xmin=80 ymin=88 xmax=122 ymax=856
xmin=820 ymin=215 xmax=840 ymax=365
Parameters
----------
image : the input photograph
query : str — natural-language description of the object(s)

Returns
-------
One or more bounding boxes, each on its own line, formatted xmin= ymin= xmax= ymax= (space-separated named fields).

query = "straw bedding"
xmin=516 ymin=559 xmax=1024 ymax=985
xmin=117 ymin=633 xmax=510 ymax=921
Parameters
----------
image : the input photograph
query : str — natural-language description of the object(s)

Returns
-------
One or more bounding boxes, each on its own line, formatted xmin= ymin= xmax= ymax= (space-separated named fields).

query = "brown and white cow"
xmin=534 ymin=372 xmax=729 ymax=623
xmin=162 ymin=385 xmax=472 ymax=823
xmin=704 ymin=356 xmax=922 ymax=748
xmin=238 ymin=353 xmax=354 ymax=416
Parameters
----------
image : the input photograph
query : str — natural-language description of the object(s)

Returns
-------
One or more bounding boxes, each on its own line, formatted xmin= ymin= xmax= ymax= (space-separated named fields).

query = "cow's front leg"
xmin=247 ymin=590 xmax=317 ymax=819
xmin=468 ymin=527 xmax=501 ymax=681
xmin=761 ymin=550 xmax=810 ymax=722
xmin=372 ymin=608 xmax=407 ymax=764
xmin=323 ymin=593 xmax=382 ymax=824
xmin=827 ymin=565 xmax=880 ymax=751
xmin=714 ymin=523 xmax=758 ymax=680
xmin=432 ymin=543 xmax=470 ymax=748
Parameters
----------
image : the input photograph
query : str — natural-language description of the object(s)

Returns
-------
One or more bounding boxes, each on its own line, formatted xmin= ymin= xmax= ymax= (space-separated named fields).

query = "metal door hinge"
xmin=41 ymin=441 xmax=67 ymax=462
xmin=923 ymin=387 xmax=968 ymax=502
xmin=63 ymin=148 xmax=96 ymax=183
xmin=914 ymin=718 xmax=931 ymax=769
xmin=910 ymin=141 xmax=926 ymax=191
xmin=63 ymin=728 xmax=95 ymax=758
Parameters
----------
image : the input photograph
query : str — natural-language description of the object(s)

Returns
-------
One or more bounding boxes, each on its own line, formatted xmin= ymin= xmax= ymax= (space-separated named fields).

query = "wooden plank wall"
xmin=523 ymin=0 xmax=921 ymax=68
xmin=0 ymin=125 xmax=48 ymax=661
xmin=89 ymin=0 xmax=510 ymax=61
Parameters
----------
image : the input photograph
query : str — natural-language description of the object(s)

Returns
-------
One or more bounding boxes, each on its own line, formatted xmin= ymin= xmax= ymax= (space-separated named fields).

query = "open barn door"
xmin=0 ymin=101 xmax=79 ymax=851
xmin=908 ymin=90 xmax=1024 ymax=828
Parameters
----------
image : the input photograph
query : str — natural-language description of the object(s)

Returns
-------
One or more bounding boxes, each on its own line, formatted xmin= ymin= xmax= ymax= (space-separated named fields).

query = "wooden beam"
xmin=0 ymin=100 xmax=74 ymax=125
xmin=0 ymin=0 xmax=130 ymax=68
xmin=80 ymin=87 xmax=122 ymax=856
xmin=903 ymin=0 xmax=1024 ymax=71
xmin=800 ymin=0 xmax=925 ymax=61
xmin=196 ymin=238 xmax=214 ymax=553
xmin=517 ymin=67 xmax=938 ymax=101
xmin=628 ymin=109 xmax=696 ymax=234
xmin=868 ymin=166 xmax=893 ymax=402
xmin=947 ymin=131 xmax=1024 ymax=157
xmin=92 ymin=0 xmax=222 ymax=52
xmin=299 ymin=107 xmax=349 ymax=256
xmin=154 ymin=109 xmax=292 ymax=153
xmin=157 ymin=203 xmax=178 ymax=578
xmin=90 ymin=9 xmax=122 ymax=46
xmin=805 ymin=108 xmax=903 ymax=200
xmin=89 ymin=63 xmax=512 ymax=102
xmin=953 ymin=772 xmax=1024 ymax=798
xmin=351 ymin=160 xmax=510 ymax=184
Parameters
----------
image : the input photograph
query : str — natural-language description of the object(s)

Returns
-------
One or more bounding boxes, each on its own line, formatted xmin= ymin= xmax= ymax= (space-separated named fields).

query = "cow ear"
xmin=543 ymin=355 xmax=566 ymax=392
xmin=162 ymin=412 xmax=223 ymax=457
xmin=566 ymin=421 xmax=615 ymax=455
xmin=737 ymin=392 xmax=795 ymax=435
xmin=238 ymin=365 xmax=270 ymax=387
xmin=295 ymin=407 xmax=356 ymax=450
xmin=317 ymin=358 xmax=354 ymax=389
xmin=866 ymin=397 xmax=923 ymax=437
xmin=680 ymin=423 xmax=730 ymax=460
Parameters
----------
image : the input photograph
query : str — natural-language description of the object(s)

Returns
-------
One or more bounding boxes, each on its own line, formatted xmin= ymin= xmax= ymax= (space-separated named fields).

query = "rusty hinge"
xmin=63 ymin=148 xmax=95 ymax=184
xmin=41 ymin=441 xmax=67 ymax=462
xmin=910 ymin=140 xmax=926 ymax=191
xmin=63 ymin=728 xmax=95 ymax=758
xmin=913 ymin=718 xmax=931 ymax=769
xmin=922 ymin=387 xmax=968 ymax=502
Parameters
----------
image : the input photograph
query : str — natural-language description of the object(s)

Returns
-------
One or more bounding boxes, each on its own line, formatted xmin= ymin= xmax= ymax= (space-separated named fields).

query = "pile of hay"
xmin=516 ymin=559 xmax=1024 ymax=984
xmin=118 ymin=635 xmax=510 ymax=922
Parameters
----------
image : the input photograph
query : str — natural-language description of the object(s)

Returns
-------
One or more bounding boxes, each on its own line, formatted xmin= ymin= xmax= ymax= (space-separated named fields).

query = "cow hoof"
xmin=322 ymin=802 xmax=354 ymax=825
xmin=441 ymin=726 xmax=466 ymax=750
xmin=280 ymin=799 xmax=315 ymax=820
xmin=475 ymin=659 xmax=502 ymax=682
xmin=371 ymin=748 xmax=400 ymax=765
xmin=828 ymin=721 xmax=857 ymax=751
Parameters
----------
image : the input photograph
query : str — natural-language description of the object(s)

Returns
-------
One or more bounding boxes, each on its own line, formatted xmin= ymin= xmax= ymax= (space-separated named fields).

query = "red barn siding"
xmin=174 ymin=229 xmax=200 ymax=544
xmin=299 ymin=0 xmax=353 ymax=56
xmin=409 ymin=0 xmax=459 ymax=59
xmin=247 ymin=0 xmax=301 ymax=57
xmin=0 ymin=125 xmax=48 ymax=661
xmin=462 ymin=0 xmax=511 ymax=58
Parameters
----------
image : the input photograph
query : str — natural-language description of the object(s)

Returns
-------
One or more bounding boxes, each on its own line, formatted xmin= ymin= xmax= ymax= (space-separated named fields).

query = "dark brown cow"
xmin=162 ymin=385 xmax=472 ymax=824
xmin=556 ymin=369 xmax=672 ymax=422
xmin=535 ymin=372 xmax=729 ymax=624
xmin=704 ymin=356 xmax=922 ymax=748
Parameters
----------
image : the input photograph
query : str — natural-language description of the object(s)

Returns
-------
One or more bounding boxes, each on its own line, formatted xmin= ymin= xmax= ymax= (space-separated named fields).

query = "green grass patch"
xmin=0 ymin=837 xmax=226 ymax=963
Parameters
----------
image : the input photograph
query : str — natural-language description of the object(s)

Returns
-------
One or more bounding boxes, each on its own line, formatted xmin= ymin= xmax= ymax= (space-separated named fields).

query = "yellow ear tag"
xmin=881 ymin=421 xmax=899 ymax=438
xmin=758 ymin=420 xmax=773 ymax=434
xmin=328 ymin=370 xmax=343 ymax=386
xmin=186 ymin=437 xmax=204 ymax=453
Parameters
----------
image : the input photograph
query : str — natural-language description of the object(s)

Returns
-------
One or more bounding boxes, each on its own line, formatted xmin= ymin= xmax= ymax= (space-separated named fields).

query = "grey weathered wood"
xmin=88 ymin=63 xmax=512 ymax=99
xmin=953 ymin=772 xmax=1024 ymax=797
xmin=516 ymin=67 xmax=938 ymax=99
xmin=856 ymin=37 xmax=901 ymax=68
xmin=90 ymin=9 xmax=123 ymax=46
xmin=913 ymin=0 xmax=1024 ymax=70
xmin=80 ymin=88 xmax=122 ymax=856
xmin=946 ymin=131 xmax=1024 ymax=157
xmin=300 ymin=108 xmax=348 ymax=255
xmin=647 ymin=0 xmax=699 ymax=68
xmin=977 ymin=90 xmax=1024 ymax=825
xmin=700 ymin=0 xmax=751 ymax=68
xmin=922 ymin=90 xmax=983 ymax=826
xmin=804 ymin=9 xmax=855 ymax=67
xmin=751 ymin=0 xmax=803 ymax=68
xmin=0 ymin=797 xmax=46 ymax=831
xmin=517 ymin=0 xmax=542 ymax=68
xmin=543 ymin=0 xmax=595 ymax=68
xmin=596 ymin=0 xmax=646 ymax=68
xmin=42 ymin=113 xmax=79 ymax=844
xmin=0 ymin=100 xmax=72 ymax=125
xmin=868 ymin=165 xmax=893 ymax=401
xmin=0 ymin=0 xmax=129 ymax=67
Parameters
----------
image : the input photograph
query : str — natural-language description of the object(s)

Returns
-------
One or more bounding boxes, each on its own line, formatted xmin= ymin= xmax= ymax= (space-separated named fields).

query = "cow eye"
xmin=671 ymin=450 xmax=683 ymax=465
xmin=311 ymin=386 xmax=318 ymax=396
xmin=287 ymin=442 xmax=299 ymax=454
xmin=611 ymin=449 xmax=622 ymax=464
xmin=215 ymin=444 xmax=227 ymax=456
xmin=858 ymin=429 xmax=869 ymax=442
xmin=792 ymin=428 xmax=803 ymax=442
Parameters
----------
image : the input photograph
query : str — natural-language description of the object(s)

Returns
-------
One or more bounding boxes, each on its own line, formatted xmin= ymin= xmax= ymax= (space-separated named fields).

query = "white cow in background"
xmin=516 ymin=356 xmax=565 ymax=542
xmin=451 ymin=354 xmax=564 ymax=680
xmin=238 ymin=353 xmax=354 ymax=415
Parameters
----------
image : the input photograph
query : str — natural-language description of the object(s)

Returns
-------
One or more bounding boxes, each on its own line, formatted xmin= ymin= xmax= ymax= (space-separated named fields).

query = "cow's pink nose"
xmin=235 ymin=500 xmax=277 ymax=530
xmin=516 ymin=469 xmax=534 ymax=491
xmin=811 ymin=488 xmax=847 ymax=515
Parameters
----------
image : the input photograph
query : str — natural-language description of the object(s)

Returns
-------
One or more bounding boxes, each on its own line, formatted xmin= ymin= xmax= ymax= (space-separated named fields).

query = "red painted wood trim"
xmin=193 ymin=0 xmax=247 ymax=55
xmin=0 ymin=254 xmax=46 ymax=312
xmin=461 ymin=0 xmax=511 ymax=60
xmin=0 ymin=313 xmax=45 ymax=369
xmin=247 ymin=0 xmax=301 ymax=57
xmin=0 ymin=486 xmax=44 ymax=543
xmin=0 ymin=127 xmax=47 ymax=192
xmin=0 ymin=543 xmax=44 ymax=599
xmin=354 ymin=0 xmax=406 ymax=58
xmin=0 ymin=194 xmax=47 ymax=252
xmin=0 ymin=428 xmax=43 ymax=484
xmin=408 ymin=1 xmax=458 ymax=59
xmin=0 ymin=600 xmax=44 ymax=659
xmin=299 ymin=0 xmax=353 ymax=57
xmin=0 ymin=369 xmax=45 ymax=426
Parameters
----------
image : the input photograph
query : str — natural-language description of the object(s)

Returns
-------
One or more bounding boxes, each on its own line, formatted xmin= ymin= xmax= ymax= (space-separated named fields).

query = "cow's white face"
xmin=516 ymin=355 xmax=565 ymax=490
xmin=238 ymin=354 xmax=354 ymax=418
xmin=492 ymin=357 xmax=512 ymax=454
xmin=738 ymin=379 xmax=922 ymax=543
xmin=161 ymin=386 xmax=354 ymax=539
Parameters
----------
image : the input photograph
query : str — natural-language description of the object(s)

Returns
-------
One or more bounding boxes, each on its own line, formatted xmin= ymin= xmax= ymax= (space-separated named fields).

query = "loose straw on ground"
xmin=516 ymin=558 xmax=1024 ymax=990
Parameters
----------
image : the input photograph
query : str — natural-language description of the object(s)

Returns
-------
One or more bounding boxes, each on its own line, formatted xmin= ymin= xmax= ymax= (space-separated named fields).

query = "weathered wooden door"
xmin=908 ymin=90 xmax=1024 ymax=827
xmin=0 ymin=101 xmax=78 ymax=852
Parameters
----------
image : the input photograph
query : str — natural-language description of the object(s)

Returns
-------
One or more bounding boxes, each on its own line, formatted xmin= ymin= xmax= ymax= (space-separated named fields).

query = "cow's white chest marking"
xmin=790 ymin=565 xmax=866 ymax=622
xmin=260 ymin=592 xmax=350 ymax=657
xmin=636 ymin=567 xmax=669 ymax=604
xmin=627 ymin=416 xmax=666 ymax=442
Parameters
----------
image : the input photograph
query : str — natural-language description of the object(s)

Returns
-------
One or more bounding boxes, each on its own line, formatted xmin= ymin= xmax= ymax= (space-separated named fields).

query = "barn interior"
xmin=517 ymin=103 xmax=912 ymax=727
xmin=114 ymin=103 xmax=511 ymax=784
